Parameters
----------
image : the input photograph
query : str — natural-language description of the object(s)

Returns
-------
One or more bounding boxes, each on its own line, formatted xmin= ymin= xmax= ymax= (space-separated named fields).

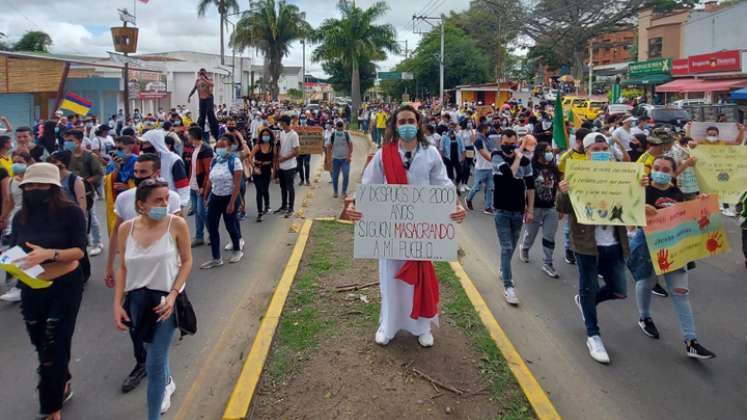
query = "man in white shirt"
xmin=86 ymin=124 xmax=115 ymax=158
xmin=103 ymin=153 xmax=182 ymax=395
xmin=275 ymin=115 xmax=300 ymax=217
xmin=612 ymin=116 xmax=635 ymax=152
xmin=630 ymin=116 xmax=650 ymax=137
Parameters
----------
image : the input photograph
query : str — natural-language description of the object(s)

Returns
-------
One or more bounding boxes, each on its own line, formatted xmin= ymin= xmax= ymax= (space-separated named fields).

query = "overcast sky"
xmin=0 ymin=0 xmax=471 ymax=77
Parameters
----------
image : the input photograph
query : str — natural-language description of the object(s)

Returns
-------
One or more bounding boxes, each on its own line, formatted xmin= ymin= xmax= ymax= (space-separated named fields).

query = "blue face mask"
xmin=591 ymin=151 xmax=611 ymax=161
xmin=544 ymin=152 xmax=554 ymax=162
xmin=148 ymin=206 xmax=168 ymax=221
xmin=114 ymin=150 xmax=128 ymax=159
xmin=63 ymin=141 xmax=76 ymax=151
xmin=216 ymin=148 xmax=228 ymax=158
xmin=651 ymin=170 xmax=672 ymax=185
xmin=261 ymin=136 xmax=271 ymax=143
xmin=398 ymin=124 xmax=418 ymax=142
xmin=11 ymin=163 xmax=26 ymax=174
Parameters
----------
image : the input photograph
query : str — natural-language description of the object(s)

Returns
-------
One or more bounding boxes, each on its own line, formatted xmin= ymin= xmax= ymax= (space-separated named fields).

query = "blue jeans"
xmin=575 ymin=244 xmax=627 ymax=337
xmin=636 ymin=269 xmax=696 ymax=341
xmin=373 ymin=127 xmax=383 ymax=145
xmin=190 ymin=189 xmax=207 ymax=240
xmin=494 ymin=210 xmax=524 ymax=288
xmin=89 ymin=203 xmax=102 ymax=246
xmin=128 ymin=293 xmax=176 ymax=420
xmin=466 ymin=169 xmax=493 ymax=209
xmin=563 ymin=219 xmax=571 ymax=252
xmin=332 ymin=158 xmax=350 ymax=195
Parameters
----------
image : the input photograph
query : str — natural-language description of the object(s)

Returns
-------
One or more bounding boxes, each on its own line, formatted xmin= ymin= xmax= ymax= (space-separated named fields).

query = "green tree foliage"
xmin=197 ymin=0 xmax=240 ymax=64
xmin=644 ymin=0 xmax=698 ymax=12
xmin=12 ymin=31 xmax=52 ymax=52
xmin=322 ymin=57 xmax=376 ymax=96
xmin=231 ymin=0 xmax=312 ymax=100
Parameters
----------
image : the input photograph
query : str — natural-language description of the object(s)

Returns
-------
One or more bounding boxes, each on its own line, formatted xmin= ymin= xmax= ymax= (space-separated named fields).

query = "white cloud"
xmin=0 ymin=0 xmax=472 ymax=77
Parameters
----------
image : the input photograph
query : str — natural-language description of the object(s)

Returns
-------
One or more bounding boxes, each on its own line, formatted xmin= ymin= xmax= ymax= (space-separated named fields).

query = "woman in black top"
xmin=252 ymin=128 xmax=275 ymax=222
xmin=11 ymin=163 xmax=86 ymax=420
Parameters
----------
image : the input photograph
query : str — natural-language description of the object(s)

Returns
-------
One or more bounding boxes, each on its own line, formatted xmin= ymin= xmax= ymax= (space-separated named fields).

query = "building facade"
xmin=682 ymin=1 xmax=747 ymax=57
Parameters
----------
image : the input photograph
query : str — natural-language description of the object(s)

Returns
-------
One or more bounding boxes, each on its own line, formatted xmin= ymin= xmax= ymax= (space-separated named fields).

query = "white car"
xmin=670 ymin=99 xmax=707 ymax=109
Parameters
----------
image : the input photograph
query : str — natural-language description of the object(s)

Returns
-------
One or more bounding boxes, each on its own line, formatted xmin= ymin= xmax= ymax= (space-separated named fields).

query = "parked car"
xmin=633 ymin=105 xmax=692 ymax=129
xmin=670 ymin=99 xmax=708 ymax=109
xmin=607 ymin=104 xmax=634 ymax=115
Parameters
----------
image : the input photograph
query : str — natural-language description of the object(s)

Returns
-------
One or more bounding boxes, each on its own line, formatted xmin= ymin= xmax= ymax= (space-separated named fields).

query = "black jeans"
xmin=444 ymin=158 xmax=459 ymax=184
xmin=207 ymin=194 xmax=242 ymax=260
xmin=198 ymin=95 xmax=219 ymax=140
xmin=296 ymin=154 xmax=311 ymax=183
xmin=278 ymin=168 xmax=296 ymax=210
xmin=254 ymin=169 xmax=271 ymax=213
xmin=21 ymin=268 xmax=84 ymax=415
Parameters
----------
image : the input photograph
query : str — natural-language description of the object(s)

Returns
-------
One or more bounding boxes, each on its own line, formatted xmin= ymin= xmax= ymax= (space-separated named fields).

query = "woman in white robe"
xmin=346 ymin=105 xmax=466 ymax=347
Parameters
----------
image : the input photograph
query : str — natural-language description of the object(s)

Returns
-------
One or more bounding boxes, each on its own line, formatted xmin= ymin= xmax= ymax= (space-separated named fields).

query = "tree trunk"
xmin=270 ymin=52 xmax=282 ymax=101
xmin=220 ymin=14 xmax=225 ymax=65
xmin=351 ymin=58 xmax=361 ymax=130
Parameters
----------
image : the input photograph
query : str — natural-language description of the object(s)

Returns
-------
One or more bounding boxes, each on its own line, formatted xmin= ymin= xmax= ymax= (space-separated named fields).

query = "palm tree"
xmin=312 ymin=1 xmax=398 ymax=125
xmin=197 ymin=0 xmax=240 ymax=64
xmin=230 ymin=0 xmax=311 ymax=100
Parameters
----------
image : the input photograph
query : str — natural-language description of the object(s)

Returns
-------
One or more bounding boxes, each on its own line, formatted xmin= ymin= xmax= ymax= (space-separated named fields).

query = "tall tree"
xmin=231 ymin=0 xmax=311 ymax=100
xmin=197 ymin=0 xmax=240 ymax=65
xmin=322 ymin=57 xmax=376 ymax=97
xmin=0 ymin=33 xmax=9 ymax=51
xmin=12 ymin=31 xmax=52 ymax=52
xmin=311 ymin=1 xmax=399 ymax=126
xmin=524 ymin=0 xmax=644 ymax=79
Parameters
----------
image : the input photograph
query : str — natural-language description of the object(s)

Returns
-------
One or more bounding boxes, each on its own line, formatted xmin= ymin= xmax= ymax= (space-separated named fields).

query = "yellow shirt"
xmin=375 ymin=112 xmax=387 ymax=129
xmin=636 ymin=151 xmax=656 ymax=176
xmin=0 ymin=155 xmax=13 ymax=177
xmin=558 ymin=149 xmax=587 ymax=174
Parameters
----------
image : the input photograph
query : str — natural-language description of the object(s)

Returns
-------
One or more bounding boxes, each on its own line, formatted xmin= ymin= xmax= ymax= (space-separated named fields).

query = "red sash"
xmin=381 ymin=144 xmax=439 ymax=320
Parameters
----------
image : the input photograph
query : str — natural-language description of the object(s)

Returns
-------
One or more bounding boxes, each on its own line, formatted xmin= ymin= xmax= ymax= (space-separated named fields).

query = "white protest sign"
xmin=689 ymin=122 xmax=740 ymax=143
xmin=354 ymin=184 xmax=458 ymax=261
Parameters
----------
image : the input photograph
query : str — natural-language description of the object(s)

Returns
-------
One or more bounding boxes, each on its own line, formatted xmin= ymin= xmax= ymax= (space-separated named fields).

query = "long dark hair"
xmin=257 ymin=128 xmax=275 ymax=150
xmin=41 ymin=120 xmax=58 ymax=153
xmin=384 ymin=105 xmax=429 ymax=148
xmin=19 ymin=185 xmax=70 ymax=225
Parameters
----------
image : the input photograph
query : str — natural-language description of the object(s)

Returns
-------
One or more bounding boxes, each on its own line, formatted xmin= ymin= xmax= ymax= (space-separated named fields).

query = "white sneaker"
xmin=504 ymin=287 xmax=519 ymax=305
xmin=374 ymin=329 xmax=390 ymax=346
xmin=0 ymin=286 xmax=21 ymax=302
xmin=200 ymin=259 xmax=224 ymax=269
xmin=722 ymin=207 xmax=736 ymax=217
xmin=229 ymin=251 xmax=244 ymax=264
xmin=88 ymin=245 xmax=103 ymax=257
xmin=418 ymin=332 xmax=434 ymax=347
xmin=224 ymin=238 xmax=246 ymax=251
xmin=160 ymin=376 xmax=176 ymax=414
xmin=586 ymin=335 xmax=610 ymax=364
xmin=574 ymin=294 xmax=585 ymax=322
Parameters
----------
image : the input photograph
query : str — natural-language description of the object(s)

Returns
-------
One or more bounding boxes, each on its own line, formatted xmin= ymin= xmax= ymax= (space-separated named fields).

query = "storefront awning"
xmin=620 ymin=74 xmax=671 ymax=87
xmin=657 ymin=78 xmax=747 ymax=93
xmin=731 ymin=87 xmax=747 ymax=101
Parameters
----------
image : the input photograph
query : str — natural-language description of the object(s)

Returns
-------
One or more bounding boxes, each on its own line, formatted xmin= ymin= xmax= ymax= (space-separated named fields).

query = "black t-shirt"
xmin=492 ymin=151 xmax=535 ymax=212
xmin=11 ymin=203 xmax=87 ymax=257
xmin=646 ymin=185 xmax=684 ymax=209
xmin=532 ymin=160 xmax=560 ymax=208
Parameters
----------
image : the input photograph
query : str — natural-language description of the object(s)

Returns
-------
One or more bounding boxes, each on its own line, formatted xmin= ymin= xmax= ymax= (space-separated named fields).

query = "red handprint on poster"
xmin=706 ymin=232 xmax=723 ymax=253
xmin=657 ymin=249 xmax=673 ymax=272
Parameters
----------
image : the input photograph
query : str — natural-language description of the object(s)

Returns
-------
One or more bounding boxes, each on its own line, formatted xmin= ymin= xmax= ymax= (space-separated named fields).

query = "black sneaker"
xmin=121 ymin=363 xmax=147 ymax=393
xmin=285 ymin=209 xmax=294 ymax=218
xmin=686 ymin=340 xmax=716 ymax=360
xmin=465 ymin=199 xmax=474 ymax=211
xmin=564 ymin=250 xmax=576 ymax=265
xmin=652 ymin=283 xmax=669 ymax=297
xmin=273 ymin=207 xmax=287 ymax=214
xmin=638 ymin=317 xmax=660 ymax=339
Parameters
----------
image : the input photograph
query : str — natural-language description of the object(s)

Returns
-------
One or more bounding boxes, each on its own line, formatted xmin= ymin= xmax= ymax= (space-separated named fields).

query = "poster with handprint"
xmin=644 ymin=195 xmax=730 ymax=275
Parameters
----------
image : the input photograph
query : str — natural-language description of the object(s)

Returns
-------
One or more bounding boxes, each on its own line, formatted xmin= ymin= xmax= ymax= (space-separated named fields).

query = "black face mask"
xmin=501 ymin=144 xmax=516 ymax=154
xmin=23 ymin=189 xmax=52 ymax=208
xmin=133 ymin=176 xmax=150 ymax=187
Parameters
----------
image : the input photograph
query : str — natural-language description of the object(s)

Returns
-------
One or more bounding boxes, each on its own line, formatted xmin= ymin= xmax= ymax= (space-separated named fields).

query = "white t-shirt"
xmin=189 ymin=146 xmax=200 ymax=191
xmin=631 ymin=126 xmax=649 ymax=137
xmin=114 ymin=187 xmax=182 ymax=221
xmin=612 ymin=127 xmax=633 ymax=151
xmin=594 ymin=226 xmax=618 ymax=247
xmin=278 ymin=130 xmax=300 ymax=171
xmin=209 ymin=157 xmax=243 ymax=196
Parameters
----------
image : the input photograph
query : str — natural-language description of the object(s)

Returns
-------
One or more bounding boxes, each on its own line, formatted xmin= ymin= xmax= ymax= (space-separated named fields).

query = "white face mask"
xmin=705 ymin=135 xmax=718 ymax=143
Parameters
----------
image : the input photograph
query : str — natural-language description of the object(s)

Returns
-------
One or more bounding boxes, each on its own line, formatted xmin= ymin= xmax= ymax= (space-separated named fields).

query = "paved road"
xmin=458 ymin=194 xmax=747 ymax=420
xmin=0 ymin=156 xmax=325 ymax=420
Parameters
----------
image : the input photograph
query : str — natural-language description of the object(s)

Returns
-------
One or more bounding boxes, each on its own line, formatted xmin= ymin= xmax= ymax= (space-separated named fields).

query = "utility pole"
xmin=412 ymin=14 xmax=445 ymax=104
xmin=588 ymin=41 xmax=593 ymax=97
xmin=302 ymin=38 xmax=306 ymax=106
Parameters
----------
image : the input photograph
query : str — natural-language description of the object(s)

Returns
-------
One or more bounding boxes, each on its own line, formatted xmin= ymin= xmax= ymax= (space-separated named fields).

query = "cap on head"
xmin=582 ymin=132 xmax=608 ymax=149
xmin=647 ymin=128 xmax=674 ymax=145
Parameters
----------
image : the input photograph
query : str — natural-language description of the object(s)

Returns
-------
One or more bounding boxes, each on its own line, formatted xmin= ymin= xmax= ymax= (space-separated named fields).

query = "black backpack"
xmin=67 ymin=174 xmax=95 ymax=211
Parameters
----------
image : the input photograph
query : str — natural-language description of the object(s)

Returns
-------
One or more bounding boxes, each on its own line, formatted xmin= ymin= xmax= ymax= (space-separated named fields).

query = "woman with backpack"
xmin=200 ymin=133 xmax=244 ymax=269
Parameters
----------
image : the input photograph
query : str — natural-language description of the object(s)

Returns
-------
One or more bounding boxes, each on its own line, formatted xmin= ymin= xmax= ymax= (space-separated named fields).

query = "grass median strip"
xmin=251 ymin=220 xmax=535 ymax=419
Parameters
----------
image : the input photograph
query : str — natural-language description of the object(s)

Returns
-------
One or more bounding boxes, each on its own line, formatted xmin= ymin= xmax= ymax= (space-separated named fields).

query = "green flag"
xmin=611 ymin=83 xmax=621 ymax=104
xmin=553 ymin=95 xmax=567 ymax=150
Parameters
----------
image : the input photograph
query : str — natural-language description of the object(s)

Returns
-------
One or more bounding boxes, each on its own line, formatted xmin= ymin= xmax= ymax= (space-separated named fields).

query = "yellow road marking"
xmin=449 ymin=261 xmax=562 ymax=420
xmin=222 ymin=219 xmax=313 ymax=420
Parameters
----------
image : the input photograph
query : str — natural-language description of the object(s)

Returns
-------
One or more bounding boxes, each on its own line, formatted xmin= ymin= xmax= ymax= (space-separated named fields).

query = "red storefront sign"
xmin=688 ymin=50 xmax=741 ymax=74
xmin=672 ymin=58 xmax=690 ymax=76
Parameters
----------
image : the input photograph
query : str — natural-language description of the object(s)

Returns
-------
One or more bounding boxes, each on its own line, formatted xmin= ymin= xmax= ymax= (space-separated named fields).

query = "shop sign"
xmin=672 ymin=58 xmax=690 ymax=76
xmin=629 ymin=58 xmax=671 ymax=78
xmin=689 ymin=50 xmax=741 ymax=74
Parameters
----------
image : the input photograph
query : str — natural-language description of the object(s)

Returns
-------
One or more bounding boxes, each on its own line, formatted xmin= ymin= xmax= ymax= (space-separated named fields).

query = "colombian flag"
xmin=60 ymin=92 xmax=93 ymax=115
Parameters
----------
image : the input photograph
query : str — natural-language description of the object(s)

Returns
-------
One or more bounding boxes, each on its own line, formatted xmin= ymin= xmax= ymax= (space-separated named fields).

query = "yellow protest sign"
xmin=691 ymin=145 xmax=747 ymax=203
xmin=644 ymin=195 xmax=730 ymax=275
xmin=565 ymin=160 xmax=646 ymax=226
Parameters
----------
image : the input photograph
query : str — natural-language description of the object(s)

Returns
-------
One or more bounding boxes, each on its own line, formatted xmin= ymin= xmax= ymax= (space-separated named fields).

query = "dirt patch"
xmin=250 ymin=221 xmax=533 ymax=420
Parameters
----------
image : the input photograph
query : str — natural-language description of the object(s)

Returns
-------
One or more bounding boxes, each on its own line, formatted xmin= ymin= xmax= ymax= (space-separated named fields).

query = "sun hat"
xmin=19 ymin=163 xmax=61 ymax=187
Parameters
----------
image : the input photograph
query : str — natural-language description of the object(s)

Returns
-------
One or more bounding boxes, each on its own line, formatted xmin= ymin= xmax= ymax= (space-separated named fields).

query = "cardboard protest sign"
xmin=689 ymin=122 xmax=740 ymax=144
xmin=565 ymin=160 xmax=646 ymax=226
xmin=644 ymin=195 xmax=730 ymax=275
xmin=354 ymin=184 xmax=458 ymax=261
xmin=296 ymin=126 xmax=324 ymax=155
xmin=691 ymin=145 xmax=747 ymax=203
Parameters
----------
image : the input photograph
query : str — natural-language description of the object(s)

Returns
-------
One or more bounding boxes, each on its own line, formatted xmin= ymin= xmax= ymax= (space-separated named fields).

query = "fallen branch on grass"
xmin=412 ymin=368 xmax=465 ymax=395
xmin=335 ymin=281 xmax=379 ymax=292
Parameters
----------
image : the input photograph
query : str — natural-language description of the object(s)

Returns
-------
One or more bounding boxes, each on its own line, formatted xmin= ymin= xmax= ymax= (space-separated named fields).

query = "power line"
xmin=418 ymin=0 xmax=439 ymax=16
xmin=1 ymin=0 xmax=43 ymax=32
xmin=424 ymin=0 xmax=447 ymax=16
